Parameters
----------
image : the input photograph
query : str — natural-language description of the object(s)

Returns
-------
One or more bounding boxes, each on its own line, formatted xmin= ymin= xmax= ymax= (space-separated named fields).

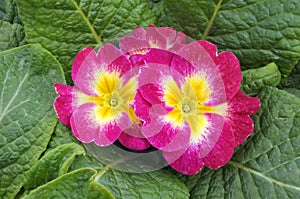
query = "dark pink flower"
xmin=54 ymin=44 xmax=150 ymax=149
xmin=134 ymin=40 xmax=260 ymax=175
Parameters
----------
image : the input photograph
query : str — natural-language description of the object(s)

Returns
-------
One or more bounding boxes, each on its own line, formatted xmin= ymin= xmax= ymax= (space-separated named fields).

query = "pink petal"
xmin=134 ymin=91 xmax=151 ymax=124
xmin=108 ymin=54 xmax=132 ymax=76
xmin=146 ymin=26 xmax=167 ymax=49
xmin=163 ymin=145 xmax=204 ymax=175
xmin=118 ymin=132 xmax=150 ymax=151
xmin=138 ymin=84 xmax=164 ymax=106
xmin=54 ymin=83 xmax=73 ymax=127
xmin=73 ymin=48 xmax=99 ymax=96
xmin=144 ymin=120 xmax=190 ymax=151
xmin=170 ymin=53 xmax=195 ymax=77
xmin=138 ymin=64 xmax=185 ymax=99
xmin=120 ymin=36 xmax=150 ymax=54
xmin=72 ymin=46 xmax=95 ymax=82
xmin=203 ymin=121 xmax=235 ymax=169
xmin=70 ymin=103 xmax=98 ymax=143
xmin=175 ymin=42 xmax=226 ymax=105
xmin=174 ymin=32 xmax=187 ymax=45
xmin=97 ymin=43 xmax=122 ymax=65
xmin=143 ymin=49 xmax=174 ymax=66
xmin=129 ymin=54 xmax=145 ymax=67
xmin=229 ymin=91 xmax=260 ymax=115
xmin=94 ymin=113 xmax=130 ymax=146
xmin=228 ymin=114 xmax=254 ymax=147
xmin=156 ymin=27 xmax=176 ymax=45
xmin=131 ymin=26 xmax=147 ymax=39
xmin=216 ymin=51 xmax=242 ymax=101
xmin=197 ymin=40 xmax=217 ymax=61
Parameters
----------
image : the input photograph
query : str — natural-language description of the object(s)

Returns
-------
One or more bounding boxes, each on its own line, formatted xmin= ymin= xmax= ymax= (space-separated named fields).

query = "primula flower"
xmin=54 ymin=44 xmax=150 ymax=149
xmin=133 ymin=39 xmax=260 ymax=175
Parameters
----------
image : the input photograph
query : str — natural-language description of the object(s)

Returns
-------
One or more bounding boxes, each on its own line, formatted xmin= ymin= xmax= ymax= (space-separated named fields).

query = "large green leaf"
xmin=0 ymin=44 xmax=65 ymax=199
xmin=279 ymin=62 xmax=300 ymax=98
xmin=23 ymin=168 xmax=115 ymax=199
xmin=70 ymin=154 xmax=190 ymax=199
xmin=241 ymin=62 xmax=281 ymax=95
xmin=0 ymin=20 xmax=25 ymax=51
xmin=149 ymin=0 xmax=300 ymax=76
xmin=16 ymin=0 xmax=155 ymax=81
xmin=24 ymin=143 xmax=85 ymax=190
xmin=182 ymin=87 xmax=300 ymax=198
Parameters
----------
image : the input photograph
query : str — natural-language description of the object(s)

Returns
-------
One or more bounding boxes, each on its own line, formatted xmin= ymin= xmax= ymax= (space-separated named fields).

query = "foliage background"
xmin=0 ymin=0 xmax=299 ymax=198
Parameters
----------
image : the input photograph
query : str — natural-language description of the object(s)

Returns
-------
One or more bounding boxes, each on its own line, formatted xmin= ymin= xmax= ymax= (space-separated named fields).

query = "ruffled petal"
xmin=118 ymin=132 xmax=150 ymax=151
xmin=70 ymin=103 xmax=98 ymax=143
xmin=98 ymin=44 xmax=132 ymax=76
xmin=170 ymin=53 xmax=195 ymax=77
xmin=228 ymin=91 xmax=260 ymax=115
xmin=228 ymin=114 xmax=254 ymax=147
xmin=54 ymin=83 xmax=74 ymax=127
xmin=203 ymin=121 xmax=235 ymax=169
xmin=216 ymin=51 xmax=242 ymax=101
xmin=197 ymin=40 xmax=217 ymax=61
xmin=94 ymin=113 xmax=130 ymax=146
xmin=143 ymin=49 xmax=174 ymax=66
xmin=175 ymin=42 xmax=226 ymax=105
xmin=73 ymin=48 xmax=100 ymax=96
xmin=131 ymin=26 xmax=146 ymax=39
xmin=134 ymin=91 xmax=152 ymax=124
xmin=197 ymin=40 xmax=242 ymax=101
xmin=163 ymin=145 xmax=204 ymax=175
xmin=144 ymin=119 xmax=190 ymax=151
xmin=119 ymin=36 xmax=150 ymax=54
xmin=72 ymin=46 xmax=95 ymax=82
xmin=146 ymin=26 xmax=167 ymax=49
xmin=138 ymin=84 xmax=164 ymax=106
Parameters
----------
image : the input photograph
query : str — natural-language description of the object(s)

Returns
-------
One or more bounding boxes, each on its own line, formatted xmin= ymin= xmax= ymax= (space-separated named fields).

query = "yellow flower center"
xmin=76 ymin=70 xmax=138 ymax=125
xmin=162 ymin=73 xmax=227 ymax=143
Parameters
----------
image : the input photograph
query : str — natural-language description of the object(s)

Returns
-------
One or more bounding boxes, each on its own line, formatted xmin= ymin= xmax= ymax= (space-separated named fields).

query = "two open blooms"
xmin=54 ymin=25 xmax=260 ymax=175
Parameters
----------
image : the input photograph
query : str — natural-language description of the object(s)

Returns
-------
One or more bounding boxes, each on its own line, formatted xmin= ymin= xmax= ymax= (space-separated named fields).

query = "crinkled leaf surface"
xmin=149 ymin=0 xmax=300 ymax=76
xmin=182 ymin=87 xmax=300 ymax=198
xmin=16 ymin=0 xmax=155 ymax=81
xmin=48 ymin=122 xmax=80 ymax=150
xmin=70 ymin=154 xmax=189 ymax=199
xmin=0 ymin=20 xmax=25 ymax=51
xmin=23 ymin=168 xmax=115 ymax=199
xmin=0 ymin=44 xmax=65 ymax=199
xmin=279 ymin=62 xmax=300 ymax=98
xmin=0 ymin=0 xmax=21 ymax=23
xmin=24 ymin=143 xmax=85 ymax=190
xmin=241 ymin=62 xmax=281 ymax=95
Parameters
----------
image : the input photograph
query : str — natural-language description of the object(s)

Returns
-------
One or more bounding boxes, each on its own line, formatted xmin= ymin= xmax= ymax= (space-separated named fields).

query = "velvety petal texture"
xmin=54 ymin=25 xmax=260 ymax=175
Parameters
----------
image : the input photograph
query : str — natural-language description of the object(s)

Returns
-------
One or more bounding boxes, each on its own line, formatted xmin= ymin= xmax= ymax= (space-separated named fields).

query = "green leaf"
xmin=0 ymin=44 xmax=65 ymax=199
xmin=279 ymin=62 xmax=300 ymax=98
xmin=48 ymin=122 xmax=80 ymax=150
xmin=184 ymin=87 xmax=300 ymax=198
xmin=97 ymin=167 xmax=189 ymax=199
xmin=24 ymin=143 xmax=85 ymax=190
xmin=69 ymin=154 xmax=189 ymax=199
xmin=0 ymin=20 xmax=25 ymax=51
xmin=150 ymin=0 xmax=300 ymax=76
xmin=23 ymin=168 xmax=115 ymax=199
xmin=241 ymin=62 xmax=281 ymax=95
xmin=16 ymin=0 xmax=155 ymax=81
xmin=0 ymin=0 xmax=21 ymax=23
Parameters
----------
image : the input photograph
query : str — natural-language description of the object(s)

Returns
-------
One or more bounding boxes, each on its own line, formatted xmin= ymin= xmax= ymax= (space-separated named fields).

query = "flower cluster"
xmin=54 ymin=25 xmax=260 ymax=175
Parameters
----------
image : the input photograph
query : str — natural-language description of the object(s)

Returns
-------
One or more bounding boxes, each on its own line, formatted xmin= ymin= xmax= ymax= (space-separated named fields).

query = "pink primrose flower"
xmin=54 ymin=44 xmax=150 ymax=150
